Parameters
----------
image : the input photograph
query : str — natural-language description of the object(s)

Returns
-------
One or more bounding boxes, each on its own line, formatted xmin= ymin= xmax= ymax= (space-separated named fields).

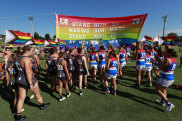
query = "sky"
xmin=0 ymin=0 xmax=182 ymax=40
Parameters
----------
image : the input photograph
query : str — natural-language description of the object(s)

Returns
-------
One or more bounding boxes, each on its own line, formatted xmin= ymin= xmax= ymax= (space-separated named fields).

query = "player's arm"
xmin=83 ymin=56 xmax=90 ymax=76
xmin=24 ymin=58 xmax=33 ymax=86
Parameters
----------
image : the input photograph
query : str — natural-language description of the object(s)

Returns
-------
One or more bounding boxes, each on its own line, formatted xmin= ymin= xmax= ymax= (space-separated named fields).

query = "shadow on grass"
xmin=38 ymin=81 xmax=59 ymax=101
xmin=117 ymin=90 xmax=164 ymax=112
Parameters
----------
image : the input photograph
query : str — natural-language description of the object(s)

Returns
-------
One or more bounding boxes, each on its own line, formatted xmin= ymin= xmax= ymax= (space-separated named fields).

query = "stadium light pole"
xmin=29 ymin=16 xmax=34 ymax=38
xmin=162 ymin=15 xmax=167 ymax=37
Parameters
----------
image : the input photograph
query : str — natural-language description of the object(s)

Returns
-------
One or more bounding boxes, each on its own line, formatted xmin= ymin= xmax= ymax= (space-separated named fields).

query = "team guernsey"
xmin=46 ymin=56 xmax=56 ymax=75
xmin=89 ymin=52 xmax=97 ymax=69
xmin=30 ymin=56 xmax=38 ymax=72
xmin=154 ymin=55 xmax=163 ymax=69
xmin=126 ymin=47 xmax=131 ymax=56
xmin=145 ymin=54 xmax=152 ymax=71
xmin=99 ymin=50 xmax=106 ymax=68
xmin=106 ymin=57 xmax=118 ymax=79
xmin=56 ymin=59 xmax=67 ymax=81
xmin=119 ymin=50 xmax=126 ymax=67
xmin=76 ymin=55 xmax=86 ymax=75
xmin=67 ymin=55 xmax=75 ymax=73
xmin=136 ymin=49 xmax=146 ymax=70
xmin=158 ymin=57 xmax=177 ymax=87
xmin=149 ymin=50 xmax=155 ymax=58
xmin=15 ymin=56 xmax=36 ymax=88
xmin=6 ymin=60 xmax=17 ymax=89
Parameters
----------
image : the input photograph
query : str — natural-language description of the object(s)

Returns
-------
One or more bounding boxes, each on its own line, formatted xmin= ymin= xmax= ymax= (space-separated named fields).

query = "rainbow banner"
xmin=55 ymin=13 xmax=148 ymax=48
xmin=5 ymin=30 xmax=32 ymax=45
xmin=161 ymin=36 xmax=177 ymax=45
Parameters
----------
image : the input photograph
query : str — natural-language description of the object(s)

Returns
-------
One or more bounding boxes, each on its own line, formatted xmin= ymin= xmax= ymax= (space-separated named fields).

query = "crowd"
xmin=0 ymin=43 xmax=179 ymax=121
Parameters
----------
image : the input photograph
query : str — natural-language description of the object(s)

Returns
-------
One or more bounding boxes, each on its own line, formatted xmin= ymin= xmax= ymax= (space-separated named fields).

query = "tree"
xmin=53 ymin=35 xmax=56 ymax=40
xmin=167 ymin=33 xmax=178 ymax=37
xmin=45 ymin=33 xmax=51 ymax=40
xmin=34 ymin=32 xmax=40 ymax=39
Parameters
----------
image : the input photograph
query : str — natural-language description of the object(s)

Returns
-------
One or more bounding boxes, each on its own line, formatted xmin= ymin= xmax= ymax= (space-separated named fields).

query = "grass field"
xmin=0 ymin=45 xmax=182 ymax=121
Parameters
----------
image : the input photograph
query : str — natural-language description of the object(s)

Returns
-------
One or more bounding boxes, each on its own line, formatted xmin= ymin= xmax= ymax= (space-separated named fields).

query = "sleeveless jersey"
xmin=46 ymin=56 xmax=56 ymax=74
xmin=126 ymin=47 xmax=131 ymax=54
xmin=76 ymin=55 xmax=86 ymax=74
xmin=149 ymin=50 xmax=155 ymax=58
xmin=107 ymin=57 xmax=118 ymax=75
xmin=119 ymin=51 xmax=126 ymax=63
xmin=6 ymin=60 xmax=17 ymax=86
xmin=67 ymin=55 xmax=75 ymax=72
xmin=145 ymin=54 xmax=151 ymax=67
xmin=89 ymin=52 xmax=97 ymax=65
xmin=136 ymin=49 xmax=146 ymax=66
xmin=160 ymin=57 xmax=177 ymax=81
xmin=99 ymin=51 xmax=106 ymax=65
xmin=30 ymin=56 xmax=38 ymax=72
xmin=15 ymin=56 xmax=36 ymax=87
xmin=56 ymin=59 xmax=66 ymax=80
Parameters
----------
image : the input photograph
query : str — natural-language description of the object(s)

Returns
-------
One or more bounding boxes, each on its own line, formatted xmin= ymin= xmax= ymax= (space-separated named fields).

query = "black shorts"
xmin=76 ymin=68 xmax=87 ymax=75
xmin=57 ymin=72 xmax=67 ymax=82
xmin=17 ymin=76 xmax=37 ymax=89
xmin=11 ymin=85 xmax=18 ymax=90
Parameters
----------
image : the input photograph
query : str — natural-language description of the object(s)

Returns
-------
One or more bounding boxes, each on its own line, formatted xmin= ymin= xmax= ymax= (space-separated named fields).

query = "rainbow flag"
xmin=32 ymin=39 xmax=45 ymax=46
xmin=48 ymin=40 xmax=58 ymax=46
xmin=57 ymin=38 xmax=65 ymax=45
xmin=5 ymin=30 xmax=32 ymax=45
xmin=145 ymin=35 xmax=154 ymax=43
xmin=161 ymin=36 xmax=177 ymax=45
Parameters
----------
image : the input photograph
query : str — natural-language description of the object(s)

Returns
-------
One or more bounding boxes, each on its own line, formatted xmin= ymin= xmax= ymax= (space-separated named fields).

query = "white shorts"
xmin=157 ymin=77 xmax=174 ymax=87
xmin=127 ymin=53 xmax=130 ymax=56
xmin=120 ymin=62 xmax=126 ymax=68
xmin=136 ymin=65 xmax=145 ymax=71
xmin=90 ymin=65 xmax=97 ymax=70
xmin=105 ymin=73 xmax=117 ymax=80
xmin=154 ymin=65 xmax=159 ymax=70
xmin=144 ymin=67 xmax=152 ymax=72
xmin=99 ymin=64 xmax=105 ymax=68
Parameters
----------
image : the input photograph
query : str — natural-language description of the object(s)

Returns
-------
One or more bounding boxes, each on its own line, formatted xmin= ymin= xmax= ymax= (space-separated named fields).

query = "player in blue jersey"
xmin=155 ymin=48 xmax=177 ymax=112
xmin=125 ymin=44 xmax=131 ymax=64
xmin=118 ymin=46 xmax=126 ymax=82
xmin=144 ymin=50 xmax=152 ymax=87
xmin=104 ymin=51 xmax=119 ymax=96
xmin=135 ymin=43 xmax=146 ymax=89
xmin=89 ymin=47 xmax=99 ymax=86
xmin=98 ymin=46 xmax=106 ymax=84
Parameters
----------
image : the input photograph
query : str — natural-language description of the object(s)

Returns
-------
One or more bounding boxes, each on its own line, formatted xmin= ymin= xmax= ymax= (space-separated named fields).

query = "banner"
xmin=55 ymin=13 xmax=148 ymax=48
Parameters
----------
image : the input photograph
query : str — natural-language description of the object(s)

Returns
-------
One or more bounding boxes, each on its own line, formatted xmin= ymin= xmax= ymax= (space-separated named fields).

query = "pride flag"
xmin=145 ymin=35 xmax=154 ymax=43
xmin=161 ymin=36 xmax=177 ymax=45
xmin=5 ymin=30 xmax=32 ymax=45
xmin=57 ymin=38 xmax=65 ymax=45
xmin=48 ymin=40 xmax=58 ymax=46
xmin=32 ymin=39 xmax=45 ymax=46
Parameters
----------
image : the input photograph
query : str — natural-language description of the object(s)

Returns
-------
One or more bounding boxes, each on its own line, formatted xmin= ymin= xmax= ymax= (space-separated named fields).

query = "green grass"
xmin=0 ymin=46 xmax=182 ymax=121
